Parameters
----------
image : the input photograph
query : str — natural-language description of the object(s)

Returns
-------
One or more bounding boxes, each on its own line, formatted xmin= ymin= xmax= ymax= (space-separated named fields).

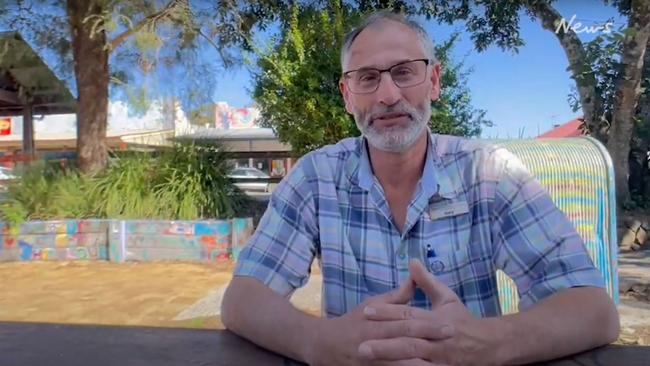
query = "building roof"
xmin=538 ymin=118 xmax=585 ymax=138
xmin=177 ymin=127 xmax=278 ymax=141
xmin=174 ymin=127 xmax=292 ymax=153
xmin=0 ymin=129 xmax=172 ymax=152
xmin=0 ymin=32 xmax=76 ymax=117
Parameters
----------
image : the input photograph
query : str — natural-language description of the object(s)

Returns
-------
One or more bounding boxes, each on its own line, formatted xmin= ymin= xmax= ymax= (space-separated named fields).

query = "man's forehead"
xmin=345 ymin=20 xmax=425 ymax=70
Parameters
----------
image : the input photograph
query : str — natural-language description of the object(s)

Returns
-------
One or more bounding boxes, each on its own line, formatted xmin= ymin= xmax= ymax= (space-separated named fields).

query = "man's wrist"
xmin=300 ymin=316 xmax=328 ymax=364
xmin=480 ymin=316 xmax=517 ymax=366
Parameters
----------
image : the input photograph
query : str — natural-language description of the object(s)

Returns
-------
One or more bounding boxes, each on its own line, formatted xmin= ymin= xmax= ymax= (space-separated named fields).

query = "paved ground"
xmin=1 ymin=251 xmax=649 ymax=345
xmin=0 ymin=261 xmax=234 ymax=329
xmin=618 ymin=249 xmax=650 ymax=345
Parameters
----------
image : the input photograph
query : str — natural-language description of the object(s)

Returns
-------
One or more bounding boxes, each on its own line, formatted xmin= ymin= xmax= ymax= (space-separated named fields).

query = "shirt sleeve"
xmin=233 ymin=155 xmax=319 ymax=298
xmin=489 ymin=150 xmax=606 ymax=311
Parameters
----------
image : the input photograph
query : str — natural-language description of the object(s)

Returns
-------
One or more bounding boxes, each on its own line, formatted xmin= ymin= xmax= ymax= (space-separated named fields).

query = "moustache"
xmin=367 ymin=103 xmax=417 ymax=125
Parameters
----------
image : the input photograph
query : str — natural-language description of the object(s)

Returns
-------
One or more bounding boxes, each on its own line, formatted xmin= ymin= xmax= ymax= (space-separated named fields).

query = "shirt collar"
xmin=357 ymin=137 xmax=374 ymax=190
xmin=356 ymin=132 xmax=457 ymax=199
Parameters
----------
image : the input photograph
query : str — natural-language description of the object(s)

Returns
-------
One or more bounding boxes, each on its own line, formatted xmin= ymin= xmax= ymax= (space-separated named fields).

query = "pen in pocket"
xmin=425 ymin=244 xmax=436 ymax=269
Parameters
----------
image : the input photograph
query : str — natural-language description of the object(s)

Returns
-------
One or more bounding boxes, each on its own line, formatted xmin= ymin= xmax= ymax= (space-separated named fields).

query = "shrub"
xmin=0 ymin=141 xmax=252 ymax=226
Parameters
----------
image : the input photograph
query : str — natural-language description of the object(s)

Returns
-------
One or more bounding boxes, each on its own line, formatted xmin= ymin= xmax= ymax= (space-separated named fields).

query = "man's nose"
xmin=375 ymin=72 xmax=402 ymax=106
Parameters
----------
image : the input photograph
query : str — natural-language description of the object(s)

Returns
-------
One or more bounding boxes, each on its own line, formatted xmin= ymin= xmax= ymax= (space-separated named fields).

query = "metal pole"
xmin=22 ymin=103 xmax=34 ymax=156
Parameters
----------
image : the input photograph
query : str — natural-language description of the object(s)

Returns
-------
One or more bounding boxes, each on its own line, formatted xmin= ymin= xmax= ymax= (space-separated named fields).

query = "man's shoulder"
xmin=431 ymin=134 xmax=525 ymax=185
xmin=432 ymin=134 xmax=499 ymax=157
xmin=286 ymin=137 xmax=361 ymax=184
xmin=311 ymin=136 xmax=361 ymax=159
xmin=297 ymin=137 xmax=361 ymax=169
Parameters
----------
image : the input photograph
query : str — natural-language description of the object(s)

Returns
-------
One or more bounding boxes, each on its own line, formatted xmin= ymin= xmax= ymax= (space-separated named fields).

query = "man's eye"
xmin=358 ymin=73 xmax=378 ymax=82
xmin=393 ymin=67 xmax=414 ymax=76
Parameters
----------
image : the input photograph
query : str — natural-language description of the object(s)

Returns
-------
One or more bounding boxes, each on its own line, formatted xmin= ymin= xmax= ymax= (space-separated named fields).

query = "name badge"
xmin=428 ymin=201 xmax=469 ymax=220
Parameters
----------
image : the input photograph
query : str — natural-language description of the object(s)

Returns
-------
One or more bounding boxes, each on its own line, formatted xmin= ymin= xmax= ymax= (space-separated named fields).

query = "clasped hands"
xmin=307 ymin=260 xmax=501 ymax=366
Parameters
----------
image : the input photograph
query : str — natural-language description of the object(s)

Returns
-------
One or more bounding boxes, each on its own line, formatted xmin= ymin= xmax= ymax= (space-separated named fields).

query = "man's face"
xmin=340 ymin=21 xmax=441 ymax=153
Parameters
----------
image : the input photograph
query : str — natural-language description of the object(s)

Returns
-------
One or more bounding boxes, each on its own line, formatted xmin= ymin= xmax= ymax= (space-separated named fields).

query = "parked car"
xmin=0 ymin=167 xmax=16 ymax=181
xmin=0 ymin=167 xmax=17 ymax=199
xmin=228 ymin=167 xmax=270 ymax=192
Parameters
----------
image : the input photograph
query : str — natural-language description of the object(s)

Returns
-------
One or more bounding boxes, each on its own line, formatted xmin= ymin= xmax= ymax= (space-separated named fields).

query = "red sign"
xmin=0 ymin=118 xmax=11 ymax=136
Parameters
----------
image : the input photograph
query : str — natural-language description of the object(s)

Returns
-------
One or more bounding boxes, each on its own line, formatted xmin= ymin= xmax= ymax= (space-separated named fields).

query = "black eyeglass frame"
xmin=341 ymin=58 xmax=431 ymax=94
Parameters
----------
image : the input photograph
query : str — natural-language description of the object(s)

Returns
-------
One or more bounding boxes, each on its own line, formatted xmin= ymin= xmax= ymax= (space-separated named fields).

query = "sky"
xmin=212 ymin=2 xmax=625 ymax=139
xmin=1 ymin=2 xmax=627 ymax=139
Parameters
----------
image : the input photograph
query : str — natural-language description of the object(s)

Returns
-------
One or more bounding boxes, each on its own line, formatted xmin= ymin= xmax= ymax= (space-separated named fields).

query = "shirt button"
xmin=398 ymin=252 xmax=406 ymax=259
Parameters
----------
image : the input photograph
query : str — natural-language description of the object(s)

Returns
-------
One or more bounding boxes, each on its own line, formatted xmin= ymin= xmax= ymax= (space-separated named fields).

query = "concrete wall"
xmin=0 ymin=218 xmax=254 ymax=263
xmin=0 ymin=220 xmax=109 ymax=262
xmin=231 ymin=218 xmax=254 ymax=261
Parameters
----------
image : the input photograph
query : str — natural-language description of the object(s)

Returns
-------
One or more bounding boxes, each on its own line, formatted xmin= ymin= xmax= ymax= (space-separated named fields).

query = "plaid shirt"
xmin=234 ymin=133 xmax=605 ymax=318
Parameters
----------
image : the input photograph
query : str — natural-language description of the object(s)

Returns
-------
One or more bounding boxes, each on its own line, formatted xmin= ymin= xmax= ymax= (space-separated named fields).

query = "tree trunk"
xmin=640 ymin=41 xmax=650 ymax=123
xmin=639 ymin=41 xmax=650 ymax=198
xmin=525 ymin=1 xmax=604 ymax=140
xmin=67 ymin=0 xmax=109 ymax=174
xmin=529 ymin=0 xmax=650 ymax=209
xmin=607 ymin=0 xmax=650 ymax=206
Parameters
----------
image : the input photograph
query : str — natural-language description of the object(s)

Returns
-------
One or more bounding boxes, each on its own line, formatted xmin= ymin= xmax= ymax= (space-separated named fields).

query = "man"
xmin=222 ymin=11 xmax=619 ymax=366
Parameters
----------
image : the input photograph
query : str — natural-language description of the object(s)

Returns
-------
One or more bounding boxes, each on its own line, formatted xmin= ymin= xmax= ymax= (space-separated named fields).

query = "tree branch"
xmin=194 ymin=27 xmax=235 ymax=66
xmin=610 ymin=0 xmax=650 ymax=143
xmin=108 ymin=0 xmax=185 ymax=53
xmin=613 ymin=0 xmax=650 ymax=117
xmin=524 ymin=0 xmax=605 ymax=139
xmin=637 ymin=39 xmax=650 ymax=123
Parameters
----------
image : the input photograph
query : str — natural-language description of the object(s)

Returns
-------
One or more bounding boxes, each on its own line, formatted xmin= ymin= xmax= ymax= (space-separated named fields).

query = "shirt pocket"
xmin=419 ymin=199 xmax=473 ymax=291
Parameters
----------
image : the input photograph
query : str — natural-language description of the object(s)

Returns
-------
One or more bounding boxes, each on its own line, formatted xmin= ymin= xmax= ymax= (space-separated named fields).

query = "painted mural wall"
xmin=0 ymin=218 xmax=254 ymax=263
xmin=231 ymin=218 xmax=254 ymax=261
xmin=214 ymin=102 xmax=261 ymax=130
xmin=0 ymin=220 xmax=109 ymax=262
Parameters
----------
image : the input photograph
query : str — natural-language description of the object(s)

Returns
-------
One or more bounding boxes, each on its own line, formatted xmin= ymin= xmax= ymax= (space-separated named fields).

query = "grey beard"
xmin=355 ymin=102 xmax=431 ymax=153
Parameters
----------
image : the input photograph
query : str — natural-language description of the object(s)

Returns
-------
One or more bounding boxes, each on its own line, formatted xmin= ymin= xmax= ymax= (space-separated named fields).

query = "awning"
xmin=0 ymin=31 xmax=77 ymax=155
xmin=0 ymin=31 xmax=76 ymax=117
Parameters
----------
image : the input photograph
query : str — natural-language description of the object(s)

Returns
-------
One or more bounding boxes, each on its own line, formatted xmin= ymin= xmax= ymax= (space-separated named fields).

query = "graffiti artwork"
xmin=1 ymin=218 xmax=253 ymax=263
xmin=0 ymin=220 xmax=110 ymax=262
xmin=214 ymin=102 xmax=261 ymax=130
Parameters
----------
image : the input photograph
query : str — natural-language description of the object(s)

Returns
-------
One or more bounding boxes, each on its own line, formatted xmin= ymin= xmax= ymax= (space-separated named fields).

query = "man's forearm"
xmin=221 ymin=276 xmax=323 ymax=362
xmin=488 ymin=287 xmax=620 ymax=365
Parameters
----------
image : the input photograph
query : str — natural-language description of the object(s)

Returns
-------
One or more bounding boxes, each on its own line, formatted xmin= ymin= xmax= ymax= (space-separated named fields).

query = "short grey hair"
xmin=340 ymin=11 xmax=438 ymax=71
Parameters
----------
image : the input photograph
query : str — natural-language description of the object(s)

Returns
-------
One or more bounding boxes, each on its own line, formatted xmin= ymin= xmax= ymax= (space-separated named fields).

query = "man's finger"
xmin=370 ymin=358 xmax=441 ymax=366
xmin=368 ymin=277 xmax=416 ymax=305
xmin=409 ymin=260 xmax=458 ymax=307
xmin=364 ymin=303 xmax=432 ymax=321
xmin=368 ymin=319 xmax=455 ymax=341
xmin=359 ymin=337 xmax=446 ymax=362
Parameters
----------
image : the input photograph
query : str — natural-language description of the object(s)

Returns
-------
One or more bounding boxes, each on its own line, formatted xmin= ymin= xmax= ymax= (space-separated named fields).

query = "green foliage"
xmin=0 ymin=161 xmax=98 ymax=228
xmin=252 ymin=4 xmax=358 ymax=156
xmin=252 ymin=4 xmax=490 ymax=155
xmin=568 ymin=30 xmax=625 ymax=116
xmin=430 ymin=33 xmax=492 ymax=137
xmin=572 ymin=25 xmax=650 ymax=126
xmin=133 ymin=31 xmax=164 ymax=53
xmin=0 ymin=142 xmax=251 ymax=226
xmin=154 ymin=141 xmax=250 ymax=219
xmin=90 ymin=154 xmax=164 ymax=220
xmin=0 ymin=0 xmax=284 ymax=127
xmin=413 ymin=0 xmax=527 ymax=52
xmin=569 ymin=25 xmax=650 ymax=203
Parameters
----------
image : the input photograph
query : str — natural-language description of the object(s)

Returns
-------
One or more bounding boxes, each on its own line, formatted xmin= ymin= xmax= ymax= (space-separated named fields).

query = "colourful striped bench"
xmin=495 ymin=137 xmax=618 ymax=313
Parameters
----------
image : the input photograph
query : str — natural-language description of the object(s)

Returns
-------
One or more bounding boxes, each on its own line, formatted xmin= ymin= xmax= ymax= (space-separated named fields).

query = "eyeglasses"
xmin=342 ymin=59 xmax=430 ymax=94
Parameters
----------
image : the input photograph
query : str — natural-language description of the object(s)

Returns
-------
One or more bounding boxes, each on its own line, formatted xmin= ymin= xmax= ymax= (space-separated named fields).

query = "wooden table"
xmin=0 ymin=322 xmax=648 ymax=365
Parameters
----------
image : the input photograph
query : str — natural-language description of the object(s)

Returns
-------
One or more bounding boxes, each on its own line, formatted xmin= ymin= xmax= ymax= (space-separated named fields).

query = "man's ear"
xmin=339 ymin=78 xmax=354 ymax=114
xmin=430 ymin=63 xmax=442 ymax=102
